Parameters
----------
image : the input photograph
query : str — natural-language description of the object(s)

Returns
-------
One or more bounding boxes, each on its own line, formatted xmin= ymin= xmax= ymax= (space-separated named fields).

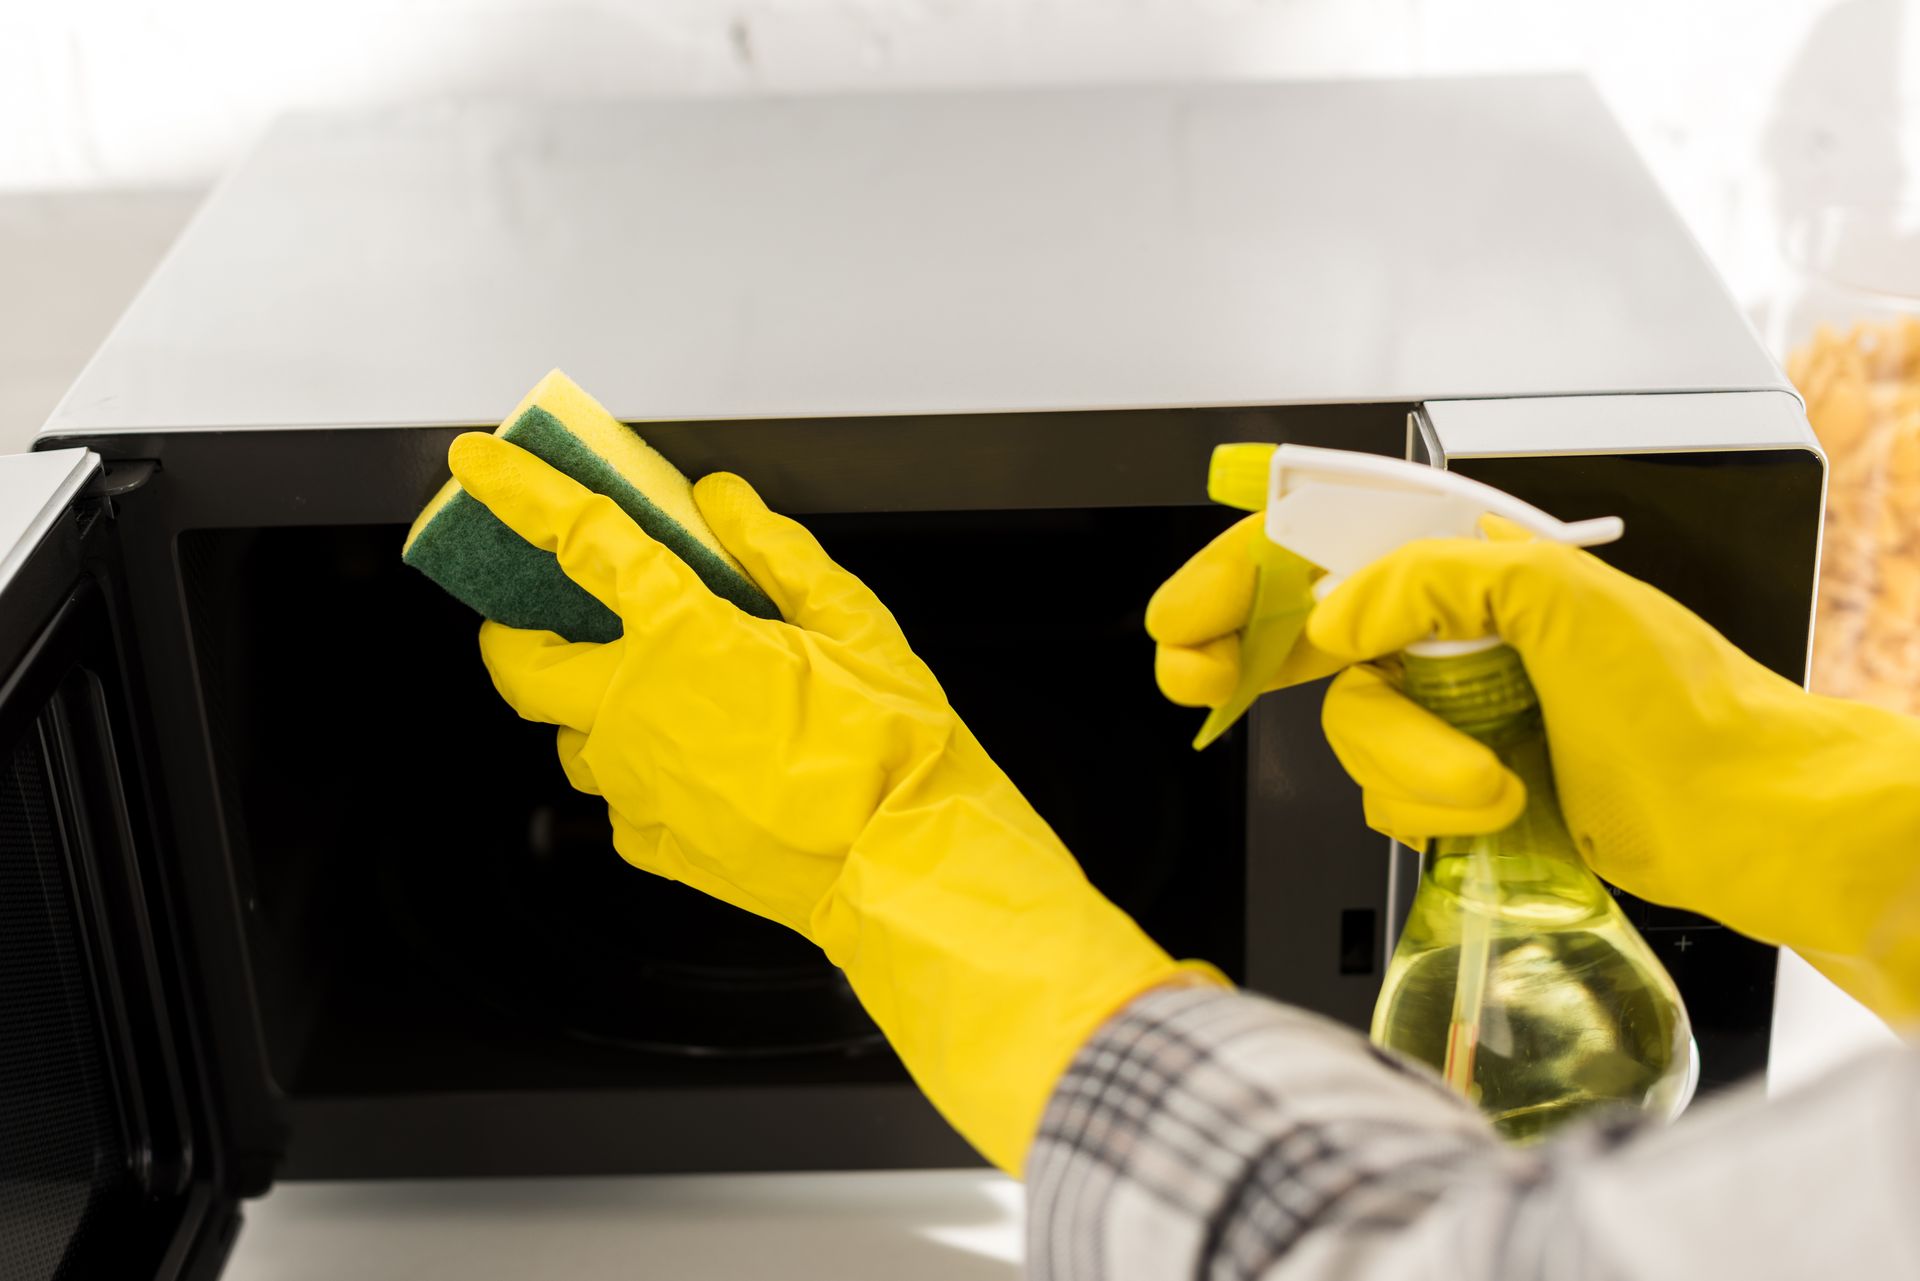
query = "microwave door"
xmin=0 ymin=450 xmax=241 ymax=1281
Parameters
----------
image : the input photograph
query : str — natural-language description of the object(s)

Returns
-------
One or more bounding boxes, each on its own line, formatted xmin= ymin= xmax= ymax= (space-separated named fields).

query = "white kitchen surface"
xmin=223 ymin=1171 xmax=1022 ymax=1281
xmin=1769 ymin=949 xmax=1901 ymax=1095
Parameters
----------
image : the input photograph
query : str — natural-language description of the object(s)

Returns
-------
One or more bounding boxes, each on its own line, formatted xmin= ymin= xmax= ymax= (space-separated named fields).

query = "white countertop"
xmin=224 ymin=1170 xmax=1023 ymax=1281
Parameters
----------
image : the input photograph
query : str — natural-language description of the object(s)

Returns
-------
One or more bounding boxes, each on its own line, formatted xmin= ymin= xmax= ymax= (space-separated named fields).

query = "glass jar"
xmin=1768 ymin=205 xmax=1920 ymax=713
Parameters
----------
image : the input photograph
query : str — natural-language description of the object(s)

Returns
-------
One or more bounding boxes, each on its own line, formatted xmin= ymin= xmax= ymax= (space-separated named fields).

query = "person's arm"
xmin=444 ymin=436 xmax=1226 ymax=1174
xmin=1150 ymin=519 xmax=1920 ymax=1023
xmin=1029 ymin=985 xmax=1920 ymax=1281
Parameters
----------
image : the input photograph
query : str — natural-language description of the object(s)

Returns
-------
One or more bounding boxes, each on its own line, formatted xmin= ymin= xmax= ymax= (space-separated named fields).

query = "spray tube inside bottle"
xmin=1199 ymin=444 xmax=1697 ymax=1141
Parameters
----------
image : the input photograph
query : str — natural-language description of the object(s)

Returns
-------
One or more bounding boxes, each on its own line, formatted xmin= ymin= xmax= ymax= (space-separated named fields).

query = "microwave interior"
xmin=176 ymin=504 xmax=1252 ymax=1108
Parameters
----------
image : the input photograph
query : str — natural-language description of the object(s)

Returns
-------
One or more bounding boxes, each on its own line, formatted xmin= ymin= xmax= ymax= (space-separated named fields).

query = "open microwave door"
xmin=0 ymin=450 xmax=240 ymax=1281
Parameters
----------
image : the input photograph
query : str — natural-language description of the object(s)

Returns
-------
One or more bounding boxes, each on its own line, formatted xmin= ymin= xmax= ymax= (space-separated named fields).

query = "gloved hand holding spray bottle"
xmin=1197 ymin=443 xmax=1698 ymax=1141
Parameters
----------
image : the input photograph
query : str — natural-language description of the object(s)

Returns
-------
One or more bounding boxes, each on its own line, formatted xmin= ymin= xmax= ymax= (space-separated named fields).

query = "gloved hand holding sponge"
xmin=407 ymin=372 xmax=1222 ymax=1175
xmin=1151 ymin=514 xmax=1920 ymax=1025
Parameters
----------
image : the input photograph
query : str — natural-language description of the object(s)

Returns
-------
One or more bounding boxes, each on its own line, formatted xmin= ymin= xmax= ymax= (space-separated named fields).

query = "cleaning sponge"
xmin=403 ymin=370 xmax=780 ymax=642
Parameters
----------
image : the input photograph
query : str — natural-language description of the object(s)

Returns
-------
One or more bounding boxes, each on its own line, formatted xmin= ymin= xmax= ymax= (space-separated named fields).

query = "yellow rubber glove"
xmin=1146 ymin=512 xmax=1345 ymax=707
xmin=1161 ymin=519 xmax=1920 ymax=1023
xmin=446 ymin=433 xmax=1224 ymax=1173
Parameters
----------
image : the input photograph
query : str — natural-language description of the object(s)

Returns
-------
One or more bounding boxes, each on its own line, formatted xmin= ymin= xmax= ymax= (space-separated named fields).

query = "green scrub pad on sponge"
xmin=403 ymin=369 xmax=780 ymax=643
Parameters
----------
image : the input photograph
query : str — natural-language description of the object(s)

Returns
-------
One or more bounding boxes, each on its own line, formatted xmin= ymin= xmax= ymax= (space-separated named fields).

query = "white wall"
xmin=4 ymin=0 xmax=1917 ymax=302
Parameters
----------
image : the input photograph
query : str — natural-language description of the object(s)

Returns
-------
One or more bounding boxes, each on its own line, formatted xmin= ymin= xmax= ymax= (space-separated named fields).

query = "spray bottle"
xmin=1200 ymin=442 xmax=1697 ymax=1141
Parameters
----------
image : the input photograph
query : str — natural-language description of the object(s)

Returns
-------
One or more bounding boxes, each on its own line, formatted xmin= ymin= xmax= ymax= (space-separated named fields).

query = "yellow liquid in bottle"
xmin=1371 ymin=644 xmax=1696 ymax=1143
xmin=1372 ymin=848 xmax=1694 ymax=1141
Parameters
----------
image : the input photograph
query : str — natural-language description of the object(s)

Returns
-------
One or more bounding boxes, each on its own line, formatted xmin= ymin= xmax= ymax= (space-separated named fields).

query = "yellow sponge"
xmin=403 ymin=370 xmax=779 ymax=643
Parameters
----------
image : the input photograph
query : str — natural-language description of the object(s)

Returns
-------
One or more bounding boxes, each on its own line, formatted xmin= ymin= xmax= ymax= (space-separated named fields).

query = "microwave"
xmin=1 ymin=77 xmax=1823 ymax=1281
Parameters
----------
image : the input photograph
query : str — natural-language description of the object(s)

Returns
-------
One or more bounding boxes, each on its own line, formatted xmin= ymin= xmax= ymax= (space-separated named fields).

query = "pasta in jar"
xmin=1790 ymin=317 xmax=1920 ymax=712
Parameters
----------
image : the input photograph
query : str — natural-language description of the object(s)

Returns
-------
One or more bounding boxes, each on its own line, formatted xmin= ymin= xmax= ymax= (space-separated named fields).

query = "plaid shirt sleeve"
xmin=1025 ymin=985 xmax=1920 ymax=1281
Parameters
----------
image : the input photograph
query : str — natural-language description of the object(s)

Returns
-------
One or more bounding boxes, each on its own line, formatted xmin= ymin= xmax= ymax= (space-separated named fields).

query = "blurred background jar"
xmin=1769 ymin=205 xmax=1920 ymax=715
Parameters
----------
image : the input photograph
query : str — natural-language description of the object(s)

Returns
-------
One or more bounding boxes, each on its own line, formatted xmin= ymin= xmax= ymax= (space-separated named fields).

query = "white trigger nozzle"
xmin=1261 ymin=444 xmax=1623 ymax=580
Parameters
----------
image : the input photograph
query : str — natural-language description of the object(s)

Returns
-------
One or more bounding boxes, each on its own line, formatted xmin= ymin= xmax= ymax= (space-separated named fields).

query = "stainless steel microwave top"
xmin=43 ymin=75 xmax=1788 ymax=439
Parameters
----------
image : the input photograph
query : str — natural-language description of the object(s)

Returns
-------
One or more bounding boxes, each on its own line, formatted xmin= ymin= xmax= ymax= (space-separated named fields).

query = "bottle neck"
xmin=1401 ymin=642 xmax=1542 ymax=751
xmin=1400 ymin=643 xmax=1577 ymax=864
